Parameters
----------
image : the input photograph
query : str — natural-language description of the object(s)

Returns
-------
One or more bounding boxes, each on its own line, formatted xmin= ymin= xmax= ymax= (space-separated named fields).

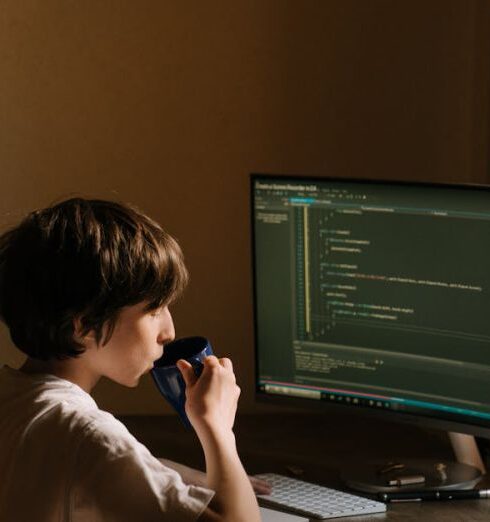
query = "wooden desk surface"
xmin=119 ymin=413 xmax=490 ymax=521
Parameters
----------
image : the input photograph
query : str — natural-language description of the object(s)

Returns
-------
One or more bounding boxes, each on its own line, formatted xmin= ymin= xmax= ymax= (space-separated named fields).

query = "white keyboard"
xmin=255 ymin=473 xmax=386 ymax=520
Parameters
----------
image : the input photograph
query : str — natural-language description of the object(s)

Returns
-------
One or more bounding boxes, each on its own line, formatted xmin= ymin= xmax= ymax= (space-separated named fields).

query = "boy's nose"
xmin=158 ymin=307 xmax=175 ymax=345
xmin=161 ymin=328 xmax=175 ymax=345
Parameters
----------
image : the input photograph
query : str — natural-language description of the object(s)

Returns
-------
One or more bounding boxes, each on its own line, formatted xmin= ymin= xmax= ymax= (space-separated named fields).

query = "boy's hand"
xmin=177 ymin=355 xmax=240 ymax=437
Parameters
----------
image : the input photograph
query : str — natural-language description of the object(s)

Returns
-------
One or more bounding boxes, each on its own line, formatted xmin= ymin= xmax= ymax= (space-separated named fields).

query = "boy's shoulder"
xmin=0 ymin=366 xmax=137 ymax=455
xmin=38 ymin=383 xmax=139 ymax=457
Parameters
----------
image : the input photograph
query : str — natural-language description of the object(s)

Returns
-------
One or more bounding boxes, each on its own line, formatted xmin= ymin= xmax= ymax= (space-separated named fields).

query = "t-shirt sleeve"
xmin=71 ymin=417 xmax=214 ymax=522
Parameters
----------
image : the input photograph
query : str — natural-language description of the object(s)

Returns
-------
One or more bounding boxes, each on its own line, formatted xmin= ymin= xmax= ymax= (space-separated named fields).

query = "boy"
xmin=0 ymin=198 xmax=267 ymax=521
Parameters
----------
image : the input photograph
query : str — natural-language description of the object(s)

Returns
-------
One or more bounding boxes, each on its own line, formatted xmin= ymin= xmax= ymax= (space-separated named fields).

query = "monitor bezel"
xmin=250 ymin=172 xmax=490 ymax=439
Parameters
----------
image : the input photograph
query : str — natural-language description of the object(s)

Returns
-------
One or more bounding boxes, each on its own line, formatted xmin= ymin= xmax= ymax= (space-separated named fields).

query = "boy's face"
xmin=85 ymin=301 xmax=175 ymax=387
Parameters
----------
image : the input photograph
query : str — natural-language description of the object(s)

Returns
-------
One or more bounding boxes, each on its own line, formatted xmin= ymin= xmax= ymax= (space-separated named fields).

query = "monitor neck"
xmin=449 ymin=432 xmax=486 ymax=474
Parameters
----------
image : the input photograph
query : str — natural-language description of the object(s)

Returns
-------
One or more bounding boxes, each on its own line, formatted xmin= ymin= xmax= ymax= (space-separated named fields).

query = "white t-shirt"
xmin=0 ymin=366 xmax=214 ymax=522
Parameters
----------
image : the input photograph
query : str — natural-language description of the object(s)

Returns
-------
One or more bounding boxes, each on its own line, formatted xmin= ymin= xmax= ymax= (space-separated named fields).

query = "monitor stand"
xmin=342 ymin=431 xmax=486 ymax=493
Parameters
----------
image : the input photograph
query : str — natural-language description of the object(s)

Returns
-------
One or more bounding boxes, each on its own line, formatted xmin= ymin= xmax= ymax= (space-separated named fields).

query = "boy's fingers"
xmin=219 ymin=358 xmax=233 ymax=371
xmin=203 ymin=356 xmax=233 ymax=370
xmin=249 ymin=476 xmax=272 ymax=495
xmin=203 ymin=355 xmax=220 ymax=368
xmin=177 ymin=359 xmax=198 ymax=387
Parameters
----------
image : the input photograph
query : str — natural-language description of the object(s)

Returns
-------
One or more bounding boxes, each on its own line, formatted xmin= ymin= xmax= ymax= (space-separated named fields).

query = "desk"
xmin=119 ymin=413 xmax=490 ymax=522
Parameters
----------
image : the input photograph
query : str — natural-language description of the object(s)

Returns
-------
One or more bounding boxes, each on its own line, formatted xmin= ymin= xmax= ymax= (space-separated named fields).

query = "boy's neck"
xmin=20 ymin=358 xmax=101 ymax=393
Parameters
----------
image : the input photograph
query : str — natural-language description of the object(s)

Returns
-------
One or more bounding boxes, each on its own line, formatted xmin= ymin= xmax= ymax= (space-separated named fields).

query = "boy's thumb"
xmin=177 ymin=359 xmax=198 ymax=387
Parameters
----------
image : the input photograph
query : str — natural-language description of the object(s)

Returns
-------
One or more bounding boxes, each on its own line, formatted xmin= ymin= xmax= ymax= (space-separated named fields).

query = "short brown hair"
xmin=0 ymin=198 xmax=188 ymax=360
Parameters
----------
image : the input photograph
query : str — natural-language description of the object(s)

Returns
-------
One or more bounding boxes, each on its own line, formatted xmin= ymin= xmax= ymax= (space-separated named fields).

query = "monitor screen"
xmin=251 ymin=174 xmax=490 ymax=437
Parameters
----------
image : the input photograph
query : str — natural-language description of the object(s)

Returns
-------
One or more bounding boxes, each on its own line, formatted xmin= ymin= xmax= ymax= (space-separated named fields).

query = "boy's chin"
xmin=128 ymin=376 xmax=142 ymax=388
xmin=112 ymin=369 xmax=150 ymax=387
xmin=114 ymin=375 xmax=141 ymax=388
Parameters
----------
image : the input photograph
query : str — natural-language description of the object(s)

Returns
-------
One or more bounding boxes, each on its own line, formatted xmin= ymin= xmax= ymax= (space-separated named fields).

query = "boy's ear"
xmin=73 ymin=317 xmax=97 ymax=343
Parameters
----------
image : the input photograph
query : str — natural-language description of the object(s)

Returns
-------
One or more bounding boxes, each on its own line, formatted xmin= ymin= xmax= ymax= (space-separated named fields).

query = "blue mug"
xmin=151 ymin=336 xmax=213 ymax=428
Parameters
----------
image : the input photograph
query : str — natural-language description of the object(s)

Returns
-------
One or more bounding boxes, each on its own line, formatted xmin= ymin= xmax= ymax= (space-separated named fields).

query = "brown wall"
xmin=0 ymin=1 xmax=489 ymax=414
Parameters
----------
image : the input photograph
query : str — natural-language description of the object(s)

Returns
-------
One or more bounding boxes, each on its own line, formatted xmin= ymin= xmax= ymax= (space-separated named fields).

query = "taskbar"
xmin=258 ymin=379 xmax=490 ymax=423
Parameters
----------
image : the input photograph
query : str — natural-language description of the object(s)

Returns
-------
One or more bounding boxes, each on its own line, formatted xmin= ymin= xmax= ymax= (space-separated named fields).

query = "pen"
xmin=378 ymin=489 xmax=490 ymax=502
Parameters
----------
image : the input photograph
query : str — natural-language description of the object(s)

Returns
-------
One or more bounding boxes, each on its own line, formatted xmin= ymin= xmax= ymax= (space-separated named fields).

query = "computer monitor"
xmin=251 ymin=174 xmax=490 ymax=474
